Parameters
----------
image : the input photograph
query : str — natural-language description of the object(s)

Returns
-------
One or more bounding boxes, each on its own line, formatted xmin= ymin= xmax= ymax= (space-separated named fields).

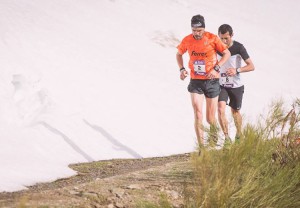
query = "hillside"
xmin=0 ymin=0 xmax=299 ymax=192
xmin=0 ymin=154 xmax=192 ymax=207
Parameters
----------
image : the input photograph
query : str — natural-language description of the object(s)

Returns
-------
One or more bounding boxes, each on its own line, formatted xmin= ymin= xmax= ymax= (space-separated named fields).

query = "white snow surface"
xmin=0 ymin=0 xmax=299 ymax=192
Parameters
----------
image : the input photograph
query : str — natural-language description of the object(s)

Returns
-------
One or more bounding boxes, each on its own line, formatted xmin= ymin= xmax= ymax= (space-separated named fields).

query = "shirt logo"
xmin=191 ymin=51 xmax=207 ymax=57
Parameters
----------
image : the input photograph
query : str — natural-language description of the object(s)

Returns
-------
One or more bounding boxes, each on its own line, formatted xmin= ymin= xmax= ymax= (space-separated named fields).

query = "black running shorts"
xmin=187 ymin=79 xmax=220 ymax=98
xmin=218 ymin=85 xmax=244 ymax=110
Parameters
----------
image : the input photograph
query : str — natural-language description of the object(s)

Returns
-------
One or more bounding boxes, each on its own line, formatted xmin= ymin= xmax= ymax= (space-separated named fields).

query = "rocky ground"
xmin=0 ymin=153 xmax=195 ymax=208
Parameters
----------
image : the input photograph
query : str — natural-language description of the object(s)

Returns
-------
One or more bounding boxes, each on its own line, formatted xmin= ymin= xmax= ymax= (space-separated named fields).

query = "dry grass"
xmin=186 ymin=98 xmax=300 ymax=208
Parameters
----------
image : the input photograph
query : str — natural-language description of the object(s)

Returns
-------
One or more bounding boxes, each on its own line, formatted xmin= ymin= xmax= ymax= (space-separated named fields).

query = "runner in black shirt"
xmin=216 ymin=24 xmax=255 ymax=148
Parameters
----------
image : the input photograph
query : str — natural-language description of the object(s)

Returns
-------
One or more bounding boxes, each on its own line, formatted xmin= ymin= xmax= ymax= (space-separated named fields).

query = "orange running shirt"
xmin=177 ymin=32 xmax=227 ymax=80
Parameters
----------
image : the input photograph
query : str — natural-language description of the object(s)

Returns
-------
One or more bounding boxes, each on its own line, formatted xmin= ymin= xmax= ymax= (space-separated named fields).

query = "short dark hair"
xmin=218 ymin=24 xmax=233 ymax=36
xmin=191 ymin=14 xmax=205 ymax=28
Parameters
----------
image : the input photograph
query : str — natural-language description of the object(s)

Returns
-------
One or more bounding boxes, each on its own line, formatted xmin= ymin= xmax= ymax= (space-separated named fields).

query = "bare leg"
xmin=218 ymin=101 xmax=229 ymax=138
xmin=206 ymin=96 xmax=219 ymax=144
xmin=190 ymin=93 xmax=205 ymax=145
xmin=206 ymin=96 xmax=218 ymax=125
xmin=231 ymin=108 xmax=242 ymax=138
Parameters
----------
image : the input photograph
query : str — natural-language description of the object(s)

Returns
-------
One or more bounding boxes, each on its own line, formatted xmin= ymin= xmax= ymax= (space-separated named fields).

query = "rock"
xmin=82 ymin=192 xmax=98 ymax=199
xmin=69 ymin=190 xmax=80 ymax=196
xmin=126 ymin=184 xmax=142 ymax=190
xmin=107 ymin=204 xmax=114 ymax=208
xmin=115 ymin=202 xmax=124 ymax=208
xmin=110 ymin=188 xmax=125 ymax=198
xmin=167 ymin=190 xmax=179 ymax=199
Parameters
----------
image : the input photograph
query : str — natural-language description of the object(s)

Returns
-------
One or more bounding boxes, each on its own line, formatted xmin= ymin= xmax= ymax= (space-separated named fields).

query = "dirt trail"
xmin=0 ymin=153 xmax=194 ymax=208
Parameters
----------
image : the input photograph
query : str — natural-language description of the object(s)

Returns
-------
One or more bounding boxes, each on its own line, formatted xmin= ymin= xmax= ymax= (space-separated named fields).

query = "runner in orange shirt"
xmin=176 ymin=14 xmax=230 ymax=149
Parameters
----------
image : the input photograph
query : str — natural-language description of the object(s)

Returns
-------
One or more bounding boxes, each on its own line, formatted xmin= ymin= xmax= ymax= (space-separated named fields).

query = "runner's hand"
xmin=180 ymin=69 xmax=188 ymax=80
xmin=206 ymin=69 xmax=219 ymax=79
xmin=226 ymin=68 xmax=237 ymax=76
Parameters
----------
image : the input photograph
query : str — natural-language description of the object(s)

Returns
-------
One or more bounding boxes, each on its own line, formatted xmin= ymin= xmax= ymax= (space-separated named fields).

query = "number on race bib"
xmin=220 ymin=73 xmax=234 ymax=88
xmin=193 ymin=60 xmax=206 ymax=75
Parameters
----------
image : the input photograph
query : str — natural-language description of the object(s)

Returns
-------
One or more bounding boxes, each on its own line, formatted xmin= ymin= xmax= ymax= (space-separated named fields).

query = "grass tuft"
xmin=136 ymin=193 xmax=172 ymax=208
xmin=187 ymin=98 xmax=300 ymax=208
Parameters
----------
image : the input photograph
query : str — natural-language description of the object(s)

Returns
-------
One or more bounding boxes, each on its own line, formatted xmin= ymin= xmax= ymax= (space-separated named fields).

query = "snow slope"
xmin=0 ymin=0 xmax=299 ymax=192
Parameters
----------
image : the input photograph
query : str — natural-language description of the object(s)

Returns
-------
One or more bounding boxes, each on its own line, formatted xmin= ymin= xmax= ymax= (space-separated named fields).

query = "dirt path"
xmin=0 ymin=153 xmax=194 ymax=208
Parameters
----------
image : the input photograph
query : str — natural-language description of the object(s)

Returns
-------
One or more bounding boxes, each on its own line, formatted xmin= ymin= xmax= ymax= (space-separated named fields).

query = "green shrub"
xmin=188 ymin=99 xmax=300 ymax=208
xmin=136 ymin=193 xmax=172 ymax=208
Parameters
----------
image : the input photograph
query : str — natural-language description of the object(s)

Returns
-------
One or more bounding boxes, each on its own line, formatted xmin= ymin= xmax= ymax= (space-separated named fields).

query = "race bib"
xmin=220 ymin=73 xmax=234 ymax=88
xmin=193 ymin=60 xmax=206 ymax=75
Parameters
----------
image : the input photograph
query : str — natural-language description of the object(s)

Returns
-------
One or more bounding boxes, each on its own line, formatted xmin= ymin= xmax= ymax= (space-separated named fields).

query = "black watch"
xmin=180 ymin=67 xmax=185 ymax=72
xmin=213 ymin=64 xmax=220 ymax=72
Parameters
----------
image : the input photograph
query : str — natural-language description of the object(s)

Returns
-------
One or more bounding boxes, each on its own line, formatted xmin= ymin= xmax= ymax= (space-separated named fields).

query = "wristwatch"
xmin=180 ymin=67 xmax=185 ymax=72
xmin=213 ymin=64 xmax=220 ymax=72
xmin=236 ymin=68 xmax=241 ymax=74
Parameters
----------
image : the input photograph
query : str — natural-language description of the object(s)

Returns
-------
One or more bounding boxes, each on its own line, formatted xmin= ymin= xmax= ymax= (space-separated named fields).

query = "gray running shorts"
xmin=187 ymin=79 xmax=220 ymax=98
xmin=218 ymin=85 xmax=244 ymax=110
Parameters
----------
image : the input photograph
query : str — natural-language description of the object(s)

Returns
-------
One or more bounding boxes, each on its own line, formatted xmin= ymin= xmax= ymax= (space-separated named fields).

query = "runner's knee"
xmin=206 ymin=115 xmax=216 ymax=125
xmin=231 ymin=109 xmax=240 ymax=116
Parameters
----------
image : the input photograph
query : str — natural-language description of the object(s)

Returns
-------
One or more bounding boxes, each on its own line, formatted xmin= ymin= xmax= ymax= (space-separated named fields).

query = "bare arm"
xmin=176 ymin=52 xmax=188 ymax=80
xmin=206 ymin=48 xmax=231 ymax=79
xmin=176 ymin=52 xmax=184 ymax=69
xmin=218 ymin=48 xmax=231 ymax=67
xmin=226 ymin=57 xmax=255 ymax=76
xmin=240 ymin=58 xmax=255 ymax=72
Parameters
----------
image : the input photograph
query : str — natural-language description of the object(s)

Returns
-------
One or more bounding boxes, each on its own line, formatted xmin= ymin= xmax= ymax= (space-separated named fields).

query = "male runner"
xmin=176 ymin=15 xmax=230 ymax=148
xmin=217 ymin=24 xmax=255 ymax=146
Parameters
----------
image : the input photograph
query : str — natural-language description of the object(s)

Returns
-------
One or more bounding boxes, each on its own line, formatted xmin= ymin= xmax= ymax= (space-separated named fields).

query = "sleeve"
xmin=239 ymin=44 xmax=250 ymax=60
xmin=177 ymin=39 xmax=187 ymax=55
xmin=214 ymin=36 xmax=227 ymax=53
